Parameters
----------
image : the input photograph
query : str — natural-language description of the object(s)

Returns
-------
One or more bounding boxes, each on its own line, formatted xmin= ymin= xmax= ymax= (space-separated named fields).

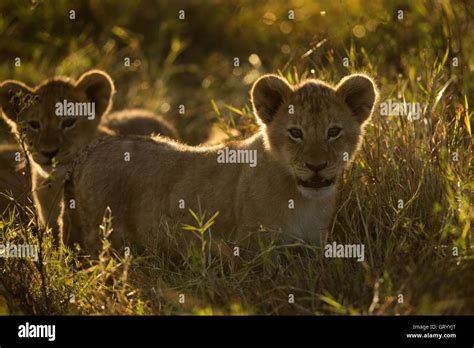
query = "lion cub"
xmin=0 ymin=70 xmax=175 ymax=235
xmin=62 ymin=73 xmax=377 ymax=254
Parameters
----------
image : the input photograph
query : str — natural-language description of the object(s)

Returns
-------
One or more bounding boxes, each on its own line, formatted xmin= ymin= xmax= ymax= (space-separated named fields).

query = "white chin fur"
xmin=297 ymin=184 xmax=336 ymax=198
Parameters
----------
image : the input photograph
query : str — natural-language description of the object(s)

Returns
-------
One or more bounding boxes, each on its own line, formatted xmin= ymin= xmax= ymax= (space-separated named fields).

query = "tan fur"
xmin=103 ymin=109 xmax=176 ymax=138
xmin=0 ymin=70 xmax=176 ymax=239
xmin=0 ymin=144 xmax=30 ymax=220
xmin=62 ymin=73 xmax=377 ymax=255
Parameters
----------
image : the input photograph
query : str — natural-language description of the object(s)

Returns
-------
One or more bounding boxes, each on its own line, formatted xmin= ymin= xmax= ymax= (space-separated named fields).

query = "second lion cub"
xmin=62 ymin=73 xmax=377 ymax=254
xmin=0 ymin=70 xmax=176 ymax=236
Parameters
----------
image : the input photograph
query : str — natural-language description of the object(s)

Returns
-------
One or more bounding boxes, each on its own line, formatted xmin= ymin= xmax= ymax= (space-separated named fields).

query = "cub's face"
xmin=0 ymin=70 xmax=114 ymax=167
xmin=251 ymin=74 xmax=377 ymax=197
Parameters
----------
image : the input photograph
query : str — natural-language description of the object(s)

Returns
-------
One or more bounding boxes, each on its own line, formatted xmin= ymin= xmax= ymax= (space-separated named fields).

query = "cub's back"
xmin=102 ymin=109 xmax=176 ymax=138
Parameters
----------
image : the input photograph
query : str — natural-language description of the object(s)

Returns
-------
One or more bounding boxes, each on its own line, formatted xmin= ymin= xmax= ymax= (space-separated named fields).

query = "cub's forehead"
xmin=30 ymin=80 xmax=87 ymax=112
xmin=19 ymin=81 xmax=82 ymax=119
xmin=36 ymin=80 xmax=78 ymax=100
xmin=291 ymin=81 xmax=346 ymax=120
xmin=295 ymin=80 xmax=335 ymax=98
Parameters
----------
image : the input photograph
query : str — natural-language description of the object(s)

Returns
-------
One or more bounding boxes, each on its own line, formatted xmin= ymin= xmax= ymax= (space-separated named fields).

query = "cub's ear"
xmin=76 ymin=70 xmax=115 ymax=119
xmin=336 ymin=74 xmax=377 ymax=124
xmin=251 ymin=74 xmax=293 ymax=124
xmin=0 ymin=80 xmax=35 ymax=123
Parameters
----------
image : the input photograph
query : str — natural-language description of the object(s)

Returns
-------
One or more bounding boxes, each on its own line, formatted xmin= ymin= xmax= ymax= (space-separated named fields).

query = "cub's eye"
xmin=327 ymin=126 xmax=342 ymax=139
xmin=62 ymin=119 xmax=77 ymax=129
xmin=28 ymin=121 xmax=40 ymax=130
xmin=288 ymin=128 xmax=303 ymax=140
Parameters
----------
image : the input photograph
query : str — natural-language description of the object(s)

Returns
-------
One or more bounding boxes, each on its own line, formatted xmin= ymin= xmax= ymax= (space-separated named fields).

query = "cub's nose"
xmin=40 ymin=148 xmax=59 ymax=159
xmin=305 ymin=162 xmax=327 ymax=173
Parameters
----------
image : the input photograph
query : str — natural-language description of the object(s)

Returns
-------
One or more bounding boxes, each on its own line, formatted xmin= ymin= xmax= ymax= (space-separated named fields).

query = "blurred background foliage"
xmin=0 ymin=0 xmax=472 ymax=143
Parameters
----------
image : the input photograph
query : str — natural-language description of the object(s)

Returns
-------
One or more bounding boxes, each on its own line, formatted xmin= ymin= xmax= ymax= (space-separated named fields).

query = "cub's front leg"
xmin=31 ymin=164 xmax=68 ymax=243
